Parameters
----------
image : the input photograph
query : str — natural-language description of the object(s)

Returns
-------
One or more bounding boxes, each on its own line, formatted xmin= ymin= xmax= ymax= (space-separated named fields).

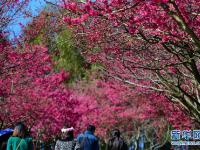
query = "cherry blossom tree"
xmin=63 ymin=0 xmax=200 ymax=124
xmin=0 ymin=0 xmax=197 ymax=143
xmin=0 ymin=37 xmax=79 ymax=139
xmin=74 ymin=77 xmax=192 ymax=143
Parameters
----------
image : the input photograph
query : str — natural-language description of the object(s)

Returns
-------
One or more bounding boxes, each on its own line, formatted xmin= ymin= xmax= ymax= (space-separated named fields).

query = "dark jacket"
xmin=106 ymin=137 xmax=128 ymax=150
xmin=77 ymin=131 xmax=99 ymax=150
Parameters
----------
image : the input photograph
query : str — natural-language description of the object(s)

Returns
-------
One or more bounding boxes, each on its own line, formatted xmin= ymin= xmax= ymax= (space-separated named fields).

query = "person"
xmin=129 ymin=136 xmax=137 ymax=150
xmin=77 ymin=125 xmax=99 ymax=150
xmin=0 ymin=128 xmax=13 ymax=150
xmin=137 ymin=129 xmax=145 ymax=150
xmin=24 ymin=130 xmax=34 ymax=150
xmin=1 ymin=142 xmax=7 ymax=150
xmin=106 ymin=129 xmax=128 ymax=150
xmin=6 ymin=122 xmax=29 ymax=150
xmin=55 ymin=127 xmax=80 ymax=150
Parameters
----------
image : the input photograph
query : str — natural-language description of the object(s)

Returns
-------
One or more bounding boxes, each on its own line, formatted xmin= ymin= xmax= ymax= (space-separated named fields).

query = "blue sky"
xmin=7 ymin=0 xmax=56 ymax=39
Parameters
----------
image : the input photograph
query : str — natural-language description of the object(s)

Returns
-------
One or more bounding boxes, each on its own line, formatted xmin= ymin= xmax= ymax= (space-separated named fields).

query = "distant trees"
xmin=23 ymin=6 xmax=87 ymax=81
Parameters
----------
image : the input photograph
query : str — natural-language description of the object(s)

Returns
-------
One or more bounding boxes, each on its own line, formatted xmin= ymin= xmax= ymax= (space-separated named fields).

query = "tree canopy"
xmin=0 ymin=0 xmax=198 ymax=145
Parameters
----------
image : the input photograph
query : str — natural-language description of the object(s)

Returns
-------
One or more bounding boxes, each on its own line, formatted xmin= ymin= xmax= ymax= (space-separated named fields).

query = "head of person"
xmin=87 ymin=125 xmax=96 ymax=134
xmin=61 ymin=127 xmax=74 ymax=140
xmin=12 ymin=122 xmax=27 ymax=138
xmin=112 ymin=129 xmax=120 ymax=138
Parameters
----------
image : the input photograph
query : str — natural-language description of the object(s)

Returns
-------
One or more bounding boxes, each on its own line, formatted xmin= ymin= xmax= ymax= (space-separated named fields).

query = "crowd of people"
xmin=4 ymin=122 xmax=192 ymax=150
xmin=55 ymin=125 xmax=129 ymax=150
xmin=1 ymin=123 xmax=136 ymax=150
xmin=1 ymin=122 xmax=193 ymax=150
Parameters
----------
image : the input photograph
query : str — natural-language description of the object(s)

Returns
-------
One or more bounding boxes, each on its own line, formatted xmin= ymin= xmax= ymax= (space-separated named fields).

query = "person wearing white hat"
xmin=55 ymin=127 xmax=80 ymax=150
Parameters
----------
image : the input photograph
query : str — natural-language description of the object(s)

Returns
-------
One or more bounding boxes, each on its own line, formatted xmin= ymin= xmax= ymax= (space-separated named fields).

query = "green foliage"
xmin=23 ymin=8 xmax=102 ymax=83
xmin=28 ymin=34 xmax=43 ymax=45
xmin=54 ymin=29 xmax=86 ymax=82
xmin=54 ymin=29 xmax=104 ymax=82
xmin=83 ymin=62 xmax=105 ymax=80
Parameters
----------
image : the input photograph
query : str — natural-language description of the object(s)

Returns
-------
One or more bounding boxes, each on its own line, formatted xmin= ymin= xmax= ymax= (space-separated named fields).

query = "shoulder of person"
xmin=24 ymin=137 xmax=33 ymax=142
xmin=55 ymin=139 xmax=63 ymax=144
xmin=56 ymin=139 xmax=63 ymax=143
xmin=77 ymin=133 xmax=85 ymax=140
xmin=8 ymin=136 xmax=21 ymax=141
xmin=9 ymin=136 xmax=19 ymax=139
xmin=77 ymin=133 xmax=84 ymax=138
xmin=91 ymin=135 xmax=99 ymax=141
xmin=7 ymin=136 xmax=14 ymax=143
xmin=22 ymin=138 xmax=28 ymax=143
xmin=8 ymin=136 xmax=14 ymax=140
xmin=119 ymin=137 xmax=126 ymax=141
